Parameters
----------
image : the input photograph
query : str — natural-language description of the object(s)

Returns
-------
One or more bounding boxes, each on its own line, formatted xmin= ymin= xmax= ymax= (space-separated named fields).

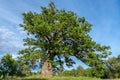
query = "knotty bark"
xmin=41 ymin=60 xmax=53 ymax=77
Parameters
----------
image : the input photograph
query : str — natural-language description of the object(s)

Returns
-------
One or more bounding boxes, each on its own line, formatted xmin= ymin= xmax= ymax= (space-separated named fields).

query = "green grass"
xmin=2 ymin=76 xmax=120 ymax=80
xmin=3 ymin=74 xmax=118 ymax=80
xmin=22 ymin=76 xmax=101 ymax=80
xmin=21 ymin=74 xmax=120 ymax=80
xmin=22 ymin=76 xmax=120 ymax=80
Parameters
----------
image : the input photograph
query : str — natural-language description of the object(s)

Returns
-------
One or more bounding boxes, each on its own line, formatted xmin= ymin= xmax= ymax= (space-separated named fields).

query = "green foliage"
xmin=103 ymin=55 xmax=120 ymax=78
xmin=84 ymin=68 xmax=93 ymax=77
xmin=60 ymin=66 xmax=84 ymax=77
xmin=84 ymin=66 xmax=105 ymax=78
xmin=0 ymin=54 xmax=17 ymax=78
xmin=62 ymin=69 xmax=76 ymax=77
xmin=76 ymin=66 xmax=84 ymax=76
xmin=0 ymin=53 xmax=30 ymax=78
xmin=16 ymin=56 xmax=32 ymax=76
xmin=19 ymin=1 xmax=111 ymax=76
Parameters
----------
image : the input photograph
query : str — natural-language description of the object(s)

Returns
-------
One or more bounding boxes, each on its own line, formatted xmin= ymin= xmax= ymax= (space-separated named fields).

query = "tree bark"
xmin=41 ymin=60 xmax=53 ymax=77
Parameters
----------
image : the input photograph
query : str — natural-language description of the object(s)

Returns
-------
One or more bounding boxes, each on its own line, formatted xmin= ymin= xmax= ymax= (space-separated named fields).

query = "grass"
xmin=22 ymin=76 xmax=120 ymax=80
xmin=23 ymin=76 xmax=101 ymax=80
xmin=2 ymin=76 xmax=120 ymax=80
xmin=22 ymin=77 xmax=120 ymax=80
xmin=2 ymin=74 xmax=120 ymax=80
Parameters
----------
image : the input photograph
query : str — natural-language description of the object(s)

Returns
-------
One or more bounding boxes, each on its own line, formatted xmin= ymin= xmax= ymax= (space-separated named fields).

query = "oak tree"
xmin=19 ymin=2 xmax=111 ymax=77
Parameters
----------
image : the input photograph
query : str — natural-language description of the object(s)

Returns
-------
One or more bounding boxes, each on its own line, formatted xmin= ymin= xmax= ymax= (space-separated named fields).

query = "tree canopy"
xmin=19 ymin=2 xmax=111 ymax=77
xmin=104 ymin=55 xmax=120 ymax=78
xmin=0 ymin=54 xmax=17 ymax=78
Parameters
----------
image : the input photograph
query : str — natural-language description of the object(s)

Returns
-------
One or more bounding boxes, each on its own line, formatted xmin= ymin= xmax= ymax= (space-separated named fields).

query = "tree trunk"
xmin=41 ymin=60 xmax=53 ymax=77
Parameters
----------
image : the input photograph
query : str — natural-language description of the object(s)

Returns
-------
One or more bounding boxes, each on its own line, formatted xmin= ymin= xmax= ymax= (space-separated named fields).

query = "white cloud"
xmin=0 ymin=27 xmax=15 ymax=39
xmin=17 ymin=27 xmax=27 ymax=35
xmin=0 ymin=27 xmax=24 ymax=57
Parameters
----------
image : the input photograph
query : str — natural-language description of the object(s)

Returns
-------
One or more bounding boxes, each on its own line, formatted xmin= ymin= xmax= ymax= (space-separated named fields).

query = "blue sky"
xmin=0 ymin=0 xmax=120 ymax=69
